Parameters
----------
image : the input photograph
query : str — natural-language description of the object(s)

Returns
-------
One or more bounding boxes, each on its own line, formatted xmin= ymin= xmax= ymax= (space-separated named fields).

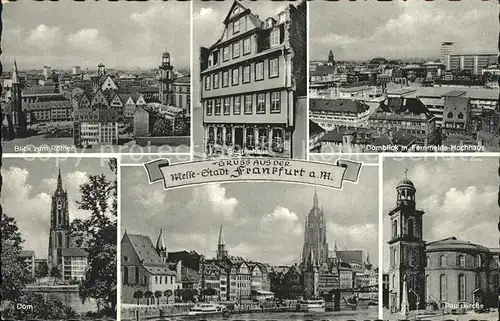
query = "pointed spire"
xmin=156 ymin=229 xmax=166 ymax=251
xmin=366 ymin=253 xmax=370 ymax=263
xmin=313 ymin=188 xmax=319 ymax=208
xmin=12 ymin=59 xmax=19 ymax=84
xmin=218 ymin=225 xmax=225 ymax=245
xmin=334 ymin=240 xmax=338 ymax=251
xmin=56 ymin=165 xmax=63 ymax=191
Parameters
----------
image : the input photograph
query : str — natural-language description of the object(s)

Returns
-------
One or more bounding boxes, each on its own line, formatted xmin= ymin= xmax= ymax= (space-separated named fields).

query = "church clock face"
xmin=309 ymin=223 xmax=314 ymax=228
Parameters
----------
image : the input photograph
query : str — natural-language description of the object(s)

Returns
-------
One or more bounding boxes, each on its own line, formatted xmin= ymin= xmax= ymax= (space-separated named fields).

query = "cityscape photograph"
xmin=193 ymin=0 xmax=307 ymax=159
xmin=0 ymin=157 xmax=117 ymax=320
xmin=119 ymin=164 xmax=379 ymax=320
xmin=382 ymin=157 xmax=499 ymax=321
xmin=1 ymin=1 xmax=191 ymax=153
xmin=309 ymin=1 xmax=499 ymax=154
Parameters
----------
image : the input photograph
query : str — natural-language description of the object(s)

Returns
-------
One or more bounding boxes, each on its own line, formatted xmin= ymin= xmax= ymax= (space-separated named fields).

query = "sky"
xmin=1 ymin=157 xmax=116 ymax=260
xmin=3 ymin=1 xmax=190 ymax=71
xmin=121 ymin=163 xmax=378 ymax=266
xmin=382 ymin=156 xmax=499 ymax=272
xmin=310 ymin=0 xmax=497 ymax=61
xmin=192 ymin=0 xmax=303 ymax=108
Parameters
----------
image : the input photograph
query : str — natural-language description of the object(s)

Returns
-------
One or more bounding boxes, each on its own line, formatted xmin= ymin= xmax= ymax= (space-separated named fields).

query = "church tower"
xmin=159 ymin=47 xmax=174 ymax=105
xmin=155 ymin=229 xmax=168 ymax=263
xmin=328 ymin=50 xmax=335 ymax=66
xmin=48 ymin=167 xmax=71 ymax=270
xmin=302 ymin=189 xmax=329 ymax=265
xmin=387 ymin=170 xmax=426 ymax=312
xmin=97 ymin=63 xmax=106 ymax=78
xmin=11 ymin=60 xmax=27 ymax=138
xmin=216 ymin=225 xmax=228 ymax=260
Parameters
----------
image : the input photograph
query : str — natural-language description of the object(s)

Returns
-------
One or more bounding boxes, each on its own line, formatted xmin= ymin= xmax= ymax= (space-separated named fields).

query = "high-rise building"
xmin=440 ymin=42 xmax=455 ymax=64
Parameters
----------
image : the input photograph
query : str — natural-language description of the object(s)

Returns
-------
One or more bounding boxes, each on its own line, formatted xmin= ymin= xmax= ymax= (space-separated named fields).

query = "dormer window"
xmin=270 ymin=29 xmax=280 ymax=47
xmin=278 ymin=12 xmax=286 ymax=24
xmin=233 ymin=19 xmax=240 ymax=35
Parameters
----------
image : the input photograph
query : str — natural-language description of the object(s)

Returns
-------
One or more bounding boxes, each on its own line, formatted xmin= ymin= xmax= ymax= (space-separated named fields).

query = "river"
xmin=153 ymin=307 xmax=379 ymax=321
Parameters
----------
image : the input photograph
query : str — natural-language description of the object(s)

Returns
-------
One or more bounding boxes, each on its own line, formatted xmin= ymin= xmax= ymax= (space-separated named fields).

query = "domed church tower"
xmin=387 ymin=169 xmax=426 ymax=313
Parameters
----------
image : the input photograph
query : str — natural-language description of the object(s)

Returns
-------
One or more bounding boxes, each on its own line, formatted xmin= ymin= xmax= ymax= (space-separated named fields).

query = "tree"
xmin=144 ymin=291 xmax=153 ymax=306
xmin=164 ymin=289 xmax=173 ymax=304
xmin=152 ymin=117 xmax=173 ymax=136
xmin=70 ymin=158 xmax=117 ymax=317
xmin=50 ymin=266 xmax=62 ymax=285
xmin=173 ymin=117 xmax=189 ymax=136
xmin=2 ymin=293 xmax=76 ymax=320
xmin=35 ymin=261 xmax=49 ymax=280
xmin=133 ymin=290 xmax=144 ymax=306
xmin=1 ymin=213 xmax=31 ymax=301
xmin=154 ymin=290 xmax=162 ymax=305
xmin=179 ymin=288 xmax=199 ymax=302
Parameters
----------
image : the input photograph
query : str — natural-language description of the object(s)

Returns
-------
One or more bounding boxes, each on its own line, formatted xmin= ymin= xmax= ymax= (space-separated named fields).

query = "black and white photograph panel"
xmin=119 ymin=165 xmax=378 ymax=320
xmin=309 ymin=1 xmax=499 ymax=154
xmin=193 ymin=0 xmax=307 ymax=160
xmin=1 ymin=157 xmax=117 ymax=320
xmin=382 ymin=156 xmax=499 ymax=321
xmin=1 ymin=1 xmax=191 ymax=154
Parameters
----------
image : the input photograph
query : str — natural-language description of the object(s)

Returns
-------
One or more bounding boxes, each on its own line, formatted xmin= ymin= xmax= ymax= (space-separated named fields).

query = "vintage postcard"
xmin=0 ymin=1 xmax=498 ymax=321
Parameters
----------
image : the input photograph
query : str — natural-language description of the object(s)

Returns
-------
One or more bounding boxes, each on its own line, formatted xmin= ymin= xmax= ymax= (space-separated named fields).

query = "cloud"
xmin=66 ymin=29 xmax=112 ymax=53
xmin=26 ymin=24 xmax=63 ymax=50
xmin=192 ymin=184 xmax=238 ymax=220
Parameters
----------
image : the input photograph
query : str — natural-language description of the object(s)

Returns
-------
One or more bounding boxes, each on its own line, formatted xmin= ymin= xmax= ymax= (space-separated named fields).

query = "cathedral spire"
xmin=334 ymin=240 xmax=338 ymax=251
xmin=56 ymin=166 xmax=63 ymax=192
xmin=12 ymin=60 xmax=19 ymax=84
xmin=218 ymin=225 xmax=225 ymax=245
xmin=156 ymin=228 xmax=166 ymax=252
xmin=313 ymin=188 xmax=319 ymax=208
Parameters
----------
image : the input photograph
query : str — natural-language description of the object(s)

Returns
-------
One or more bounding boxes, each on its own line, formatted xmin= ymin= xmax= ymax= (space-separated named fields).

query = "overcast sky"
xmin=382 ymin=156 xmax=499 ymax=272
xmin=121 ymin=163 xmax=378 ymax=266
xmin=310 ymin=0 xmax=497 ymax=61
xmin=192 ymin=0 xmax=302 ymax=107
xmin=3 ymin=1 xmax=190 ymax=71
xmin=2 ymin=157 xmax=116 ymax=260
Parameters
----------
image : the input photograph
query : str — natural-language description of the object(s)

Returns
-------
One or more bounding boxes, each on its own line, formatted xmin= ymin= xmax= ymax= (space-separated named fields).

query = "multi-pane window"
xmin=439 ymin=274 xmax=446 ymax=301
xmin=257 ymin=93 xmax=265 ymax=114
xmin=243 ymin=38 xmax=251 ymax=55
xmin=233 ymin=96 xmax=241 ymax=115
xmin=213 ymin=73 xmax=219 ymax=89
xmin=223 ymin=98 xmax=230 ymax=115
xmin=270 ymin=29 xmax=280 ymax=46
xmin=243 ymin=66 xmax=250 ymax=83
xmin=271 ymin=92 xmax=280 ymax=113
xmin=458 ymin=275 xmax=466 ymax=301
xmin=215 ymin=98 xmax=221 ymax=115
xmin=255 ymin=62 xmax=264 ymax=81
xmin=233 ymin=42 xmax=240 ymax=58
xmin=269 ymin=58 xmax=279 ymax=78
xmin=458 ymin=254 xmax=465 ymax=267
xmin=244 ymin=95 xmax=252 ymax=114
xmin=222 ymin=71 xmax=229 ymax=87
xmin=206 ymin=100 xmax=213 ymax=115
xmin=223 ymin=46 xmax=230 ymax=61
xmin=205 ymin=76 xmax=211 ymax=90
xmin=232 ymin=68 xmax=239 ymax=85
xmin=233 ymin=19 xmax=240 ymax=34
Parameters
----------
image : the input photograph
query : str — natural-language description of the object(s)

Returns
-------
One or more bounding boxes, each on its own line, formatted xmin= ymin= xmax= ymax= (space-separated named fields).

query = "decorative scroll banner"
xmin=144 ymin=158 xmax=362 ymax=190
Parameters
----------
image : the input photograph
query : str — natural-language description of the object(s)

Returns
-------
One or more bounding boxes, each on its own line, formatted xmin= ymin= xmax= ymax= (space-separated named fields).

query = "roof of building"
xmin=375 ymin=97 xmax=433 ymax=120
xmin=397 ymin=178 xmax=415 ymax=188
xmin=311 ymin=65 xmax=336 ymax=77
xmin=60 ymin=248 xmax=88 ymax=257
xmin=442 ymin=90 xmax=467 ymax=97
xmin=337 ymin=250 xmax=363 ymax=265
xmin=19 ymin=250 xmax=35 ymax=258
xmin=174 ymin=75 xmax=190 ymax=84
xmin=309 ymin=120 xmax=324 ymax=136
xmin=125 ymin=233 xmax=166 ymax=265
xmin=413 ymin=86 xmax=497 ymax=100
xmin=22 ymin=88 xmax=62 ymax=96
xmin=310 ymin=99 xmax=370 ymax=114
xmin=320 ymin=127 xmax=376 ymax=144
xmin=426 ymin=237 xmax=490 ymax=253
xmin=442 ymin=134 xmax=477 ymax=146
xmin=24 ymin=100 xmax=72 ymax=110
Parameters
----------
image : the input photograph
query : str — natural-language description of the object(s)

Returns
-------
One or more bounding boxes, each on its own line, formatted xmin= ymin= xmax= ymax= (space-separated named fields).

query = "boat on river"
xmin=187 ymin=303 xmax=227 ymax=316
xmin=298 ymin=297 xmax=326 ymax=312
